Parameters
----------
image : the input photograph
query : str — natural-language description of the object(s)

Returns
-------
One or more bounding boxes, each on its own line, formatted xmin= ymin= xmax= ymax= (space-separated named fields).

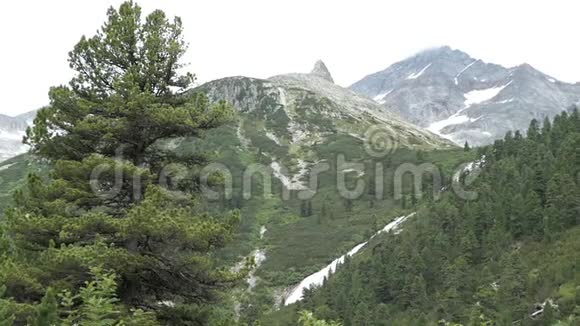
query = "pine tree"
xmin=464 ymin=141 xmax=471 ymax=152
xmin=58 ymin=267 xmax=158 ymax=325
xmin=300 ymin=200 xmax=307 ymax=217
xmin=4 ymin=1 xmax=238 ymax=321
xmin=541 ymin=301 xmax=557 ymax=325
xmin=371 ymin=214 xmax=379 ymax=233
xmin=546 ymin=173 xmax=579 ymax=229
xmin=351 ymin=302 xmax=371 ymax=326
xmin=298 ymin=311 xmax=342 ymax=326
xmin=32 ymin=288 xmax=59 ymax=326
xmin=509 ymin=193 xmax=526 ymax=238
xmin=542 ymin=117 xmax=552 ymax=138
xmin=288 ymin=111 xmax=580 ymax=325
xmin=523 ymin=190 xmax=543 ymax=238
xmin=0 ymin=286 xmax=15 ymax=326
xmin=344 ymin=198 xmax=353 ymax=212
xmin=26 ymin=2 xmax=231 ymax=165
xmin=557 ymin=133 xmax=580 ymax=178
xmin=527 ymin=119 xmax=541 ymax=141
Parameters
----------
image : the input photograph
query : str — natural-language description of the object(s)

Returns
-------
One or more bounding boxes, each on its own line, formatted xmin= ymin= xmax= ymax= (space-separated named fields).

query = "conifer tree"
xmin=3 ymin=1 xmax=238 ymax=321
xmin=542 ymin=116 xmax=552 ymax=138
xmin=32 ymin=288 xmax=59 ymax=326
xmin=287 ymin=110 xmax=580 ymax=325
xmin=0 ymin=286 xmax=15 ymax=326
xmin=527 ymin=119 xmax=541 ymax=141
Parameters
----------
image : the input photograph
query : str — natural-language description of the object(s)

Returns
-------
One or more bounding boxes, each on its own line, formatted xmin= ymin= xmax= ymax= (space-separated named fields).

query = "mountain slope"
xmin=0 ymin=63 xmax=471 ymax=324
xmin=0 ymin=111 xmax=35 ymax=162
xmin=350 ymin=46 xmax=580 ymax=146
xmin=191 ymin=61 xmax=454 ymax=273
xmin=266 ymin=109 xmax=580 ymax=325
xmin=198 ymin=61 xmax=452 ymax=166
xmin=185 ymin=63 xmax=466 ymax=321
xmin=0 ymin=154 xmax=45 ymax=214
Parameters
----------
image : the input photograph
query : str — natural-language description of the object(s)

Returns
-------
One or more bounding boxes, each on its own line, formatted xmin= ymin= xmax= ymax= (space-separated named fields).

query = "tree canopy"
xmin=0 ymin=1 xmax=239 ymax=324
xmin=277 ymin=109 xmax=580 ymax=325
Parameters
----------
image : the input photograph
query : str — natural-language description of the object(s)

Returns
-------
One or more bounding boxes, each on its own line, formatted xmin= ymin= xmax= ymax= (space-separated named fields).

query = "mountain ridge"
xmin=0 ymin=111 xmax=34 ymax=162
xmin=349 ymin=46 xmax=580 ymax=146
xmin=196 ymin=61 xmax=453 ymax=159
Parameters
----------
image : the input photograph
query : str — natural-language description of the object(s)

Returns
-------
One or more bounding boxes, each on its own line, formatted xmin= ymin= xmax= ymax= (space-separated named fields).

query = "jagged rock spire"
xmin=310 ymin=60 xmax=334 ymax=83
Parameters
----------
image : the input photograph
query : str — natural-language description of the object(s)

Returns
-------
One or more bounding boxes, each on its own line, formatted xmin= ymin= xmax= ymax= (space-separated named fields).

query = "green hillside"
xmin=0 ymin=118 xmax=473 ymax=324
xmin=0 ymin=154 xmax=44 ymax=214
xmin=267 ymin=110 xmax=580 ymax=325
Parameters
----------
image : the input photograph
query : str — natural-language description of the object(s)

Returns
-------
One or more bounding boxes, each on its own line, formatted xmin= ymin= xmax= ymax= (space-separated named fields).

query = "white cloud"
xmin=1 ymin=0 xmax=579 ymax=116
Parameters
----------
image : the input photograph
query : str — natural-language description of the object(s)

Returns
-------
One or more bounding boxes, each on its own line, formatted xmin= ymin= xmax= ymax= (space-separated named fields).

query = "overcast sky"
xmin=1 ymin=0 xmax=579 ymax=116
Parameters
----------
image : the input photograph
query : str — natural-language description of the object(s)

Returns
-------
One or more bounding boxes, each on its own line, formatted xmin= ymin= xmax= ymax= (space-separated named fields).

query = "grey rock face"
xmin=196 ymin=62 xmax=452 ymax=156
xmin=0 ymin=111 xmax=35 ymax=162
xmin=310 ymin=60 xmax=334 ymax=83
xmin=350 ymin=46 xmax=580 ymax=146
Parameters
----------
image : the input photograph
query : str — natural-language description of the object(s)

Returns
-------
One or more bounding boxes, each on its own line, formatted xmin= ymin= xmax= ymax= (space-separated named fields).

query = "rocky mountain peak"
xmin=310 ymin=60 xmax=334 ymax=83
xmin=349 ymin=47 xmax=580 ymax=147
xmin=511 ymin=63 xmax=543 ymax=75
xmin=413 ymin=46 xmax=470 ymax=62
xmin=419 ymin=45 xmax=452 ymax=55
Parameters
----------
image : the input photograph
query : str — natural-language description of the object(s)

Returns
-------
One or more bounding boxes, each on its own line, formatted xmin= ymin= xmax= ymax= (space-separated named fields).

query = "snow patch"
xmin=288 ymin=121 xmax=309 ymax=144
xmin=406 ymin=63 xmax=432 ymax=80
xmin=427 ymin=114 xmax=474 ymax=137
xmin=347 ymin=132 xmax=365 ymax=141
xmin=530 ymin=299 xmax=558 ymax=319
xmin=260 ymin=226 xmax=267 ymax=240
xmin=464 ymin=81 xmax=512 ymax=107
xmin=270 ymin=160 xmax=309 ymax=190
xmin=284 ymin=213 xmax=414 ymax=305
xmin=342 ymin=168 xmax=365 ymax=177
xmin=158 ymin=301 xmax=175 ymax=307
xmin=495 ymin=98 xmax=515 ymax=104
xmin=453 ymin=155 xmax=486 ymax=183
xmin=265 ymin=131 xmax=282 ymax=145
xmin=236 ymin=122 xmax=251 ymax=148
xmin=427 ymin=81 xmax=512 ymax=141
xmin=233 ymin=226 xmax=268 ymax=292
xmin=247 ymin=249 xmax=267 ymax=290
xmin=278 ymin=87 xmax=288 ymax=106
xmin=454 ymin=60 xmax=478 ymax=85
xmin=0 ymin=162 xmax=16 ymax=171
xmin=372 ymin=89 xmax=393 ymax=104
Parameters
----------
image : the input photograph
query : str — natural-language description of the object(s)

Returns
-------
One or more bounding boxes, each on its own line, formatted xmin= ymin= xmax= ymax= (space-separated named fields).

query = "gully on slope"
xmin=284 ymin=213 xmax=416 ymax=305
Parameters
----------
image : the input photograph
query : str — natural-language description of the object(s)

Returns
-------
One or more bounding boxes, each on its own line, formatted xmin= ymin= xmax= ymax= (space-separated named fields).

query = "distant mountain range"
xmin=0 ymin=111 xmax=34 ymax=162
xmin=4 ymin=47 xmax=578 ymax=161
xmin=350 ymin=46 xmax=580 ymax=145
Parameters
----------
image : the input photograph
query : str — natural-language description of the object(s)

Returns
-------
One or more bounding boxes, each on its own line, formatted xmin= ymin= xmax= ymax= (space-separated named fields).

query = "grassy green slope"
xmin=0 ymin=154 xmax=45 ymax=214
